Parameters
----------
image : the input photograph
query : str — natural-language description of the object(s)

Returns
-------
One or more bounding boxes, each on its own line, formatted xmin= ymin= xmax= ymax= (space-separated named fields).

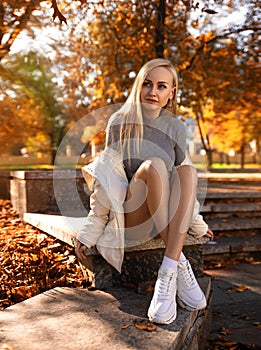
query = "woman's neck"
xmin=142 ymin=108 xmax=162 ymax=120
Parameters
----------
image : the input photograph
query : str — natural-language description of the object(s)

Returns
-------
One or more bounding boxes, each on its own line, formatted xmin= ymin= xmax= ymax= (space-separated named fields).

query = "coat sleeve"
xmin=77 ymin=168 xmax=111 ymax=248
xmin=189 ymin=199 xmax=208 ymax=238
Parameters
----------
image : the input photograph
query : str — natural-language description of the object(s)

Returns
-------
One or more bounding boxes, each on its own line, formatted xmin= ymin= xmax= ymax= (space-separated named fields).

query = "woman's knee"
xmin=140 ymin=157 xmax=168 ymax=179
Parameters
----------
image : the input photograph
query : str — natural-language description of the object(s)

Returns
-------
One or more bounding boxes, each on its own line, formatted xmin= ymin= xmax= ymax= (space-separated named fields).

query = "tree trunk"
xmin=155 ymin=0 xmax=166 ymax=58
xmin=225 ymin=153 xmax=230 ymax=165
xmin=240 ymin=143 xmax=245 ymax=169
xmin=195 ymin=112 xmax=213 ymax=168
xmin=206 ymin=149 xmax=213 ymax=168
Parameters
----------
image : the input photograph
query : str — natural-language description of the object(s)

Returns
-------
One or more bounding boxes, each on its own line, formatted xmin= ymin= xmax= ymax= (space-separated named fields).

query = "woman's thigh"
xmin=124 ymin=160 xmax=152 ymax=229
xmin=124 ymin=158 xmax=169 ymax=241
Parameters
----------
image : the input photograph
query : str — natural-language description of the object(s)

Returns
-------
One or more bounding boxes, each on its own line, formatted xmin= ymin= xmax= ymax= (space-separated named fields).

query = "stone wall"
xmin=9 ymin=170 xmax=90 ymax=217
xmin=0 ymin=170 xmax=11 ymax=199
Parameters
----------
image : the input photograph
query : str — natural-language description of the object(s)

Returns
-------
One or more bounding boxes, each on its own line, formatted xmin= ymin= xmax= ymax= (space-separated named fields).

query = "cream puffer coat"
xmin=77 ymin=147 xmax=208 ymax=272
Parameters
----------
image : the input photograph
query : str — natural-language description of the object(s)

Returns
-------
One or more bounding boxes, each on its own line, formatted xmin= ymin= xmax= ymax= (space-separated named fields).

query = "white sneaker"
xmin=177 ymin=260 xmax=207 ymax=311
xmin=147 ymin=266 xmax=177 ymax=324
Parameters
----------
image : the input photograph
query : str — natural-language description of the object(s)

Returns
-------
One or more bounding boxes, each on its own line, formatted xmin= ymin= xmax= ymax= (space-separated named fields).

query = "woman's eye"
xmin=158 ymin=84 xmax=167 ymax=89
xmin=142 ymin=81 xmax=151 ymax=87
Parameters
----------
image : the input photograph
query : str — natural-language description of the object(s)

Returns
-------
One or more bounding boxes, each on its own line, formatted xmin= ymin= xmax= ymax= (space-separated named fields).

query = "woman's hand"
xmin=204 ymin=228 xmax=214 ymax=241
xmin=74 ymin=239 xmax=90 ymax=266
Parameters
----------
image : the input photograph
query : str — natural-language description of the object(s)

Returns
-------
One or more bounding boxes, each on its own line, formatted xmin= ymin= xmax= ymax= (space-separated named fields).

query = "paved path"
xmin=205 ymin=262 xmax=261 ymax=348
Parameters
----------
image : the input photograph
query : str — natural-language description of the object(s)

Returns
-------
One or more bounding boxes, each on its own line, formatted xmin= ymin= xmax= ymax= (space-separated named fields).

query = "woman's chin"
xmin=141 ymin=103 xmax=161 ymax=115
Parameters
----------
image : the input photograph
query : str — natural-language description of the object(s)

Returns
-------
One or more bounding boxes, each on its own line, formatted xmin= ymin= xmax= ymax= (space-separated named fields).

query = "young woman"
xmin=75 ymin=58 xmax=214 ymax=325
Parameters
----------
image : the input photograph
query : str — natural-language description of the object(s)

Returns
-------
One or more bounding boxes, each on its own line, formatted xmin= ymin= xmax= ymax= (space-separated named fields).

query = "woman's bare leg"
xmin=124 ymin=158 xmax=169 ymax=242
xmin=165 ymin=165 xmax=198 ymax=260
xmin=147 ymin=164 xmax=205 ymax=324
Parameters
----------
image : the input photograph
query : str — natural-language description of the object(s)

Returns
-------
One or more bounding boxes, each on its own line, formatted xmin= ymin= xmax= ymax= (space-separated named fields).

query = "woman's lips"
xmin=146 ymin=99 xmax=158 ymax=103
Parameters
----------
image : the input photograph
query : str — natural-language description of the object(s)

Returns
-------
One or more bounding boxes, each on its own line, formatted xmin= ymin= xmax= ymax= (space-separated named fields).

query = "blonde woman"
xmin=76 ymin=58 xmax=214 ymax=325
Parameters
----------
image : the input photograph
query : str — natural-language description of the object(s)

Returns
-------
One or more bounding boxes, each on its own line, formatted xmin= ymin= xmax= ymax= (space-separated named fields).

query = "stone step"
xmin=201 ymin=202 xmax=261 ymax=213
xmin=205 ymin=217 xmax=261 ymax=232
xmin=23 ymin=213 xmax=209 ymax=249
xmin=202 ymin=235 xmax=261 ymax=256
xmin=200 ymin=191 xmax=261 ymax=200
xmin=0 ymin=277 xmax=212 ymax=350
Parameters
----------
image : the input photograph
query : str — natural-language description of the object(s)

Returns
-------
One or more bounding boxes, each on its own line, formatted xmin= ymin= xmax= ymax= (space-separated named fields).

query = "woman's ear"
xmin=171 ymin=87 xmax=176 ymax=99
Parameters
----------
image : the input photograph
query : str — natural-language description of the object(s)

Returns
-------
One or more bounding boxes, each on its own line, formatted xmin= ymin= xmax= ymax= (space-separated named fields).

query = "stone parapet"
xmin=9 ymin=169 xmax=90 ymax=217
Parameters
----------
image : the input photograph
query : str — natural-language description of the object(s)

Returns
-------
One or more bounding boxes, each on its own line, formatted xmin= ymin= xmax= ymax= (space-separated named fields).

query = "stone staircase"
xmin=200 ymin=174 xmax=261 ymax=259
xmin=1 ymin=172 xmax=260 ymax=350
xmin=0 ymin=278 xmax=212 ymax=350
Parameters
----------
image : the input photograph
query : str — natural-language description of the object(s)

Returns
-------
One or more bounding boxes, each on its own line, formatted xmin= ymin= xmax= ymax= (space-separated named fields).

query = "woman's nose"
xmin=149 ymin=85 xmax=157 ymax=96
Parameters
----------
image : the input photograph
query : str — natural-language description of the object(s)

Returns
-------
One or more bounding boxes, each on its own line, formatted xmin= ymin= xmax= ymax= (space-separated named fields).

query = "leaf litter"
xmin=0 ymin=200 xmax=90 ymax=309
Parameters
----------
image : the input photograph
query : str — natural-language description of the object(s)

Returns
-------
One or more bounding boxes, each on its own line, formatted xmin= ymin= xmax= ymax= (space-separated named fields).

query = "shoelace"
xmin=179 ymin=262 xmax=196 ymax=288
xmin=157 ymin=271 xmax=176 ymax=298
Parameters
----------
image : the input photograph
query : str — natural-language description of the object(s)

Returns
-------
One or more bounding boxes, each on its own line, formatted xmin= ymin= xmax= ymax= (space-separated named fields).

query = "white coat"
xmin=77 ymin=147 xmax=208 ymax=272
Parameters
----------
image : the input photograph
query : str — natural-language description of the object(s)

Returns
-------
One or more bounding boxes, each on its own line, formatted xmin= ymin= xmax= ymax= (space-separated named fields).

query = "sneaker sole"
xmin=147 ymin=309 xmax=177 ymax=325
xmin=177 ymin=295 xmax=206 ymax=311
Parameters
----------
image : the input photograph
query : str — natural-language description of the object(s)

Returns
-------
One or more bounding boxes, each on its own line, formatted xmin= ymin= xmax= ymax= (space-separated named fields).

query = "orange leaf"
xmin=133 ymin=319 xmax=156 ymax=332
xmin=144 ymin=285 xmax=154 ymax=293
xmin=121 ymin=324 xmax=132 ymax=329
xmin=226 ymin=287 xmax=235 ymax=294
xmin=236 ymin=285 xmax=251 ymax=293
xmin=220 ymin=326 xmax=232 ymax=334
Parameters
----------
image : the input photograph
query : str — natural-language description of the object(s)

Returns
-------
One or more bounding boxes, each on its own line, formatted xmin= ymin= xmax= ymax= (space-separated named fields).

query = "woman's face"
xmin=140 ymin=66 xmax=175 ymax=118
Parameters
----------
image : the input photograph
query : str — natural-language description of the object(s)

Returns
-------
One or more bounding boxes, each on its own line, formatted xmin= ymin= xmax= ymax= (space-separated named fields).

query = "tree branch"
xmin=181 ymin=25 xmax=261 ymax=73
xmin=0 ymin=0 xmax=41 ymax=61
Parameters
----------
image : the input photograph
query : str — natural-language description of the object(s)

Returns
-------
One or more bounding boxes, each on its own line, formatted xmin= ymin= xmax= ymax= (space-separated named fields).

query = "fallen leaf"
xmin=236 ymin=285 xmax=251 ymax=292
xmin=217 ymin=334 xmax=238 ymax=346
xmin=240 ymin=315 xmax=253 ymax=321
xmin=226 ymin=284 xmax=251 ymax=294
xmin=212 ymin=276 xmax=221 ymax=281
xmin=213 ymin=311 xmax=223 ymax=317
xmin=133 ymin=319 xmax=156 ymax=332
xmin=219 ymin=326 xmax=232 ymax=334
xmin=144 ymin=285 xmax=154 ymax=293
xmin=121 ymin=323 xmax=132 ymax=329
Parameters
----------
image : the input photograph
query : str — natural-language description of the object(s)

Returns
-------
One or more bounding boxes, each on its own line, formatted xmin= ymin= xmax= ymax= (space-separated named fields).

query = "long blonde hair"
xmin=110 ymin=58 xmax=178 ymax=155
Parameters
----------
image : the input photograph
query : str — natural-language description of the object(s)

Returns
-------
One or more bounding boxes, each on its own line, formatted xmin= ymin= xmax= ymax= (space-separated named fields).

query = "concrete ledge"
xmin=23 ymin=213 xmax=209 ymax=289
xmin=0 ymin=277 xmax=212 ymax=350
xmin=23 ymin=213 xmax=209 ymax=249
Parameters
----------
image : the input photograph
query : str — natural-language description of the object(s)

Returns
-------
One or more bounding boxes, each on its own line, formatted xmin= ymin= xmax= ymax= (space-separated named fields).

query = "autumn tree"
xmin=177 ymin=0 xmax=260 ymax=166
xmin=0 ymin=0 xmax=69 ymax=61
xmin=0 ymin=51 xmax=67 ymax=162
xmin=0 ymin=0 xmax=260 ymax=167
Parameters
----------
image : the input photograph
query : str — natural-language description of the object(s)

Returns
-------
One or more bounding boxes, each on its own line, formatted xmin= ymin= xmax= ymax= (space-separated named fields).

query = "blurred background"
xmin=0 ymin=0 xmax=260 ymax=171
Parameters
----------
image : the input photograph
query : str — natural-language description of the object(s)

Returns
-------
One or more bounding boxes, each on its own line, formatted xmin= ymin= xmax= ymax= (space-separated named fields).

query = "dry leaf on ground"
xmin=133 ymin=319 xmax=156 ymax=332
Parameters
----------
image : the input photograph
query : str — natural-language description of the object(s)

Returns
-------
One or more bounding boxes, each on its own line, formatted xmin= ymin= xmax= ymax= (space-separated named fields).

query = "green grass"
xmin=0 ymin=164 xmax=83 ymax=170
xmin=210 ymin=163 xmax=261 ymax=169
xmin=0 ymin=163 xmax=260 ymax=171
